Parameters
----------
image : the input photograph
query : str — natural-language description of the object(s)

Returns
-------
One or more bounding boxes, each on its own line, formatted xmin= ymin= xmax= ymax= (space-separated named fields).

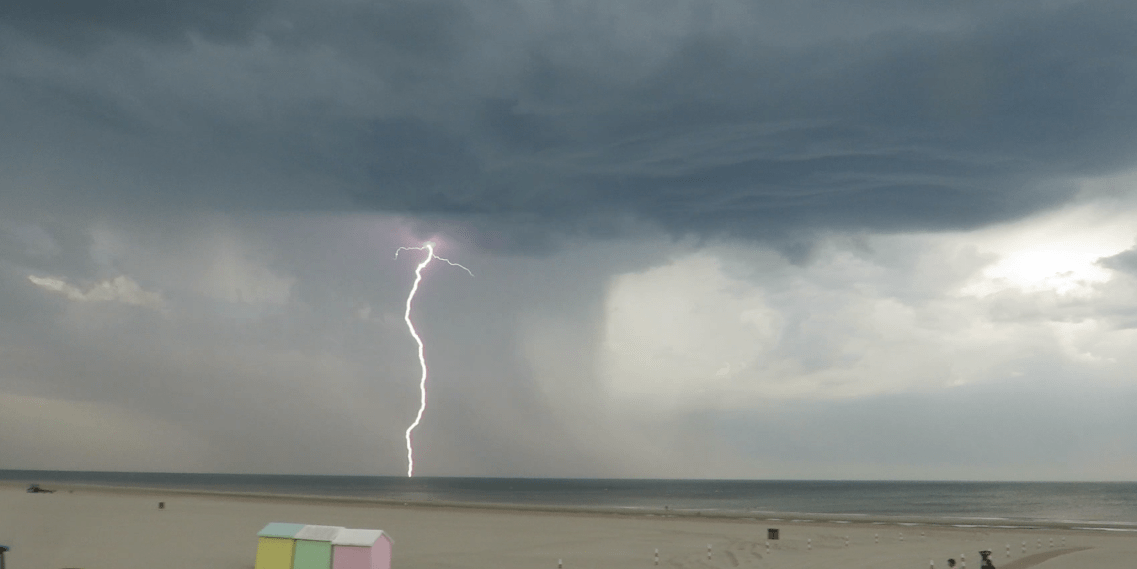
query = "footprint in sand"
xmin=724 ymin=550 xmax=739 ymax=567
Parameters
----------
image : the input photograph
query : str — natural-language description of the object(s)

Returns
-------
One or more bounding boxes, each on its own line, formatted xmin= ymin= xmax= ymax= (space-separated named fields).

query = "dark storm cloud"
xmin=3 ymin=1 xmax=1137 ymax=247
xmin=282 ymin=0 xmax=475 ymax=59
xmin=337 ymin=1 xmax=1137 ymax=242
xmin=0 ymin=0 xmax=272 ymax=47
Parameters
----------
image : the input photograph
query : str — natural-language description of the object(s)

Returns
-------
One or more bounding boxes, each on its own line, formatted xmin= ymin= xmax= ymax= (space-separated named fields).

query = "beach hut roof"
xmin=332 ymin=529 xmax=393 ymax=546
xmin=294 ymin=525 xmax=344 ymax=542
xmin=258 ymin=522 xmax=307 ymax=538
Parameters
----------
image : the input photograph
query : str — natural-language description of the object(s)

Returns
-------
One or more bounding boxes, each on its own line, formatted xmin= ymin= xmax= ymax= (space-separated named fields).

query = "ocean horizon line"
xmin=4 ymin=469 xmax=1135 ymax=484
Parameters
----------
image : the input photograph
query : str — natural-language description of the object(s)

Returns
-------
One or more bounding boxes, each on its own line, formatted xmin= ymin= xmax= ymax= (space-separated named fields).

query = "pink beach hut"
xmin=332 ymin=529 xmax=393 ymax=569
xmin=292 ymin=525 xmax=345 ymax=569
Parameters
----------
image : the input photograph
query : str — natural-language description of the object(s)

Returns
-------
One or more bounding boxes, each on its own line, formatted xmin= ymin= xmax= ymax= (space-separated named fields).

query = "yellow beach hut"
xmin=292 ymin=525 xmax=345 ymax=569
xmin=255 ymin=523 xmax=306 ymax=569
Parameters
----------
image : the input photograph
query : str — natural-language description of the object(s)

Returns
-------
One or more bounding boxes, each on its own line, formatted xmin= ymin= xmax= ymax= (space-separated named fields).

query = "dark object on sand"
xmin=159 ymin=501 xmax=165 ymax=509
xmin=767 ymin=528 xmax=779 ymax=540
xmin=979 ymin=550 xmax=996 ymax=568
xmin=1 ymin=544 xmax=9 ymax=569
xmin=26 ymin=483 xmax=55 ymax=493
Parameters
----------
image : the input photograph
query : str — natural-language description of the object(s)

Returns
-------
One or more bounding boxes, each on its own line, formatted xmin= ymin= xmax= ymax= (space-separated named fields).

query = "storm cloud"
xmin=4 ymin=1 xmax=1137 ymax=479
xmin=3 ymin=1 xmax=1137 ymax=244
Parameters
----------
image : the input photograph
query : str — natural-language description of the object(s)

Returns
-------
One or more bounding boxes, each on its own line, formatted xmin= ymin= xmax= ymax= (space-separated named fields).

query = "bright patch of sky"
xmin=601 ymin=193 xmax=1137 ymax=408
xmin=27 ymin=274 xmax=164 ymax=309
xmin=959 ymin=205 xmax=1137 ymax=298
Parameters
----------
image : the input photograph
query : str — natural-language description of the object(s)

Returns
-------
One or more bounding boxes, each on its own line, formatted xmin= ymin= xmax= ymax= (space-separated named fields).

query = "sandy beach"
xmin=2 ymin=483 xmax=1135 ymax=569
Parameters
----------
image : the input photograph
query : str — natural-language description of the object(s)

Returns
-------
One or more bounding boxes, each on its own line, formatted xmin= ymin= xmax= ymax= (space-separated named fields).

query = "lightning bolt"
xmin=395 ymin=242 xmax=473 ymax=477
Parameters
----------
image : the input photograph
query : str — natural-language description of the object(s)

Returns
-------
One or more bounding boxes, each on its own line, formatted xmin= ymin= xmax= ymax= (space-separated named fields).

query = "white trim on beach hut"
xmin=256 ymin=523 xmax=307 ymax=569
xmin=332 ymin=529 xmax=393 ymax=569
xmin=292 ymin=525 xmax=345 ymax=569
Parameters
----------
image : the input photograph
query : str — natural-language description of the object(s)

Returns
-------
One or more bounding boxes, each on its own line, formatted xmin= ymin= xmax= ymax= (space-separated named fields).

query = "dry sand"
xmin=2 ymin=483 xmax=1135 ymax=569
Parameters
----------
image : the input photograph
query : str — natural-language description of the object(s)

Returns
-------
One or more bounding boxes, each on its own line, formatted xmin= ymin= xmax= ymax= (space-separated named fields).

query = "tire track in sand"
xmin=999 ymin=546 xmax=1091 ymax=569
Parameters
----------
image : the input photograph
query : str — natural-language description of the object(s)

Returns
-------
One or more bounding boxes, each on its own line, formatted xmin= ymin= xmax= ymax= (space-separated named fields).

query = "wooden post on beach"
xmin=807 ymin=538 xmax=811 ymax=551
xmin=654 ymin=548 xmax=659 ymax=566
xmin=1037 ymin=539 xmax=1041 ymax=550
xmin=845 ymin=536 xmax=849 ymax=547
xmin=1049 ymin=538 xmax=1053 ymax=548
xmin=899 ymin=532 xmax=904 ymax=542
xmin=1022 ymin=541 xmax=1026 ymax=554
xmin=961 ymin=553 xmax=966 ymax=569
xmin=1062 ymin=537 xmax=1066 ymax=547
xmin=1006 ymin=544 xmax=1010 ymax=558
xmin=707 ymin=544 xmax=712 ymax=560
xmin=766 ymin=541 xmax=770 ymax=555
xmin=874 ymin=533 xmax=878 ymax=544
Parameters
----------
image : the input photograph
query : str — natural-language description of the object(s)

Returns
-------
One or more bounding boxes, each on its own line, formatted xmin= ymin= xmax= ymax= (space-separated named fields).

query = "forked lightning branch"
xmin=394 ymin=242 xmax=473 ymax=477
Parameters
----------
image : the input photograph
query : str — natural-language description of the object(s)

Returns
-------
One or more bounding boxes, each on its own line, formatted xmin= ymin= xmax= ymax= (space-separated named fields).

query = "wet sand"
xmin=2 ymin=483 xmax=1134 ymax=569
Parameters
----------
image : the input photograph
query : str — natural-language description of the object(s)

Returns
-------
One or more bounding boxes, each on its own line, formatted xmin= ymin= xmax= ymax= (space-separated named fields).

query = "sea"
xmin=3 ymin=471 xmax=1136 ymax=530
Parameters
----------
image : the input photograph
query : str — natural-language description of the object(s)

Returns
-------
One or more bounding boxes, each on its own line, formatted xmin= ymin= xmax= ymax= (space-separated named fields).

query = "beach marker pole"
xmin=1022 ymin=541 xmax=1026 ymax=554
xmin=807 ymin=538 xmax=811 ymax=551
xmin=961 ymin=553 xmax=966 ymax=569
xmin=900 ymin=532 xmax=904 ymax=542
xmin=1006 ymin=544 xmax=1010 ymax=558
xmin=766 ymin=541 xmax=770 ymax=555
xmin=875 ymin=533 xmax=878 ymax=544
xmin=845 ymin=536 xmax=849 ymax=547
xmin=1062 ymin=537 xmax=1066 ymax=547
xmin=1037 ymin=539 xmax=1041 ymax=550
xmin=654 ymin=548 xmax=659 ymax=566
xmin=1049 ymin=538 xmax=1053 ymax=548
xmin=707 ymin=544 xmax=712 ymax=560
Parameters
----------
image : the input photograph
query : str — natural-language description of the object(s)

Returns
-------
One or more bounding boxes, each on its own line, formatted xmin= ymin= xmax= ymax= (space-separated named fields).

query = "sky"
xmin=2 ymin=0 xmax=1137 ymax=480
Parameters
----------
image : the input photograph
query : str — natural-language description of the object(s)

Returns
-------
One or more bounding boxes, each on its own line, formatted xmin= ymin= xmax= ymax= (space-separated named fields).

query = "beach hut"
xmin=332 ymin=529 xmax=393 ymax=569
xmin=256 ymin=523 xmax=306 ymax=569
xmin=292 ymin=525 xmax=344 ymax=569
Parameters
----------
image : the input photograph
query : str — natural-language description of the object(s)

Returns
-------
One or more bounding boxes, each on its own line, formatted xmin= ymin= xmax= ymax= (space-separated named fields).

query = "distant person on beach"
xmin=979 ymin=550 xmax=996 ymax=569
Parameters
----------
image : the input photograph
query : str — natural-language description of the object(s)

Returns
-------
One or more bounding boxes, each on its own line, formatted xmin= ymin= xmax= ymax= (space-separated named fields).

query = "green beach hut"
xmin=255 ymin=522 xmax=306 ymax=569
xmin=292 ymin=525 xmax=345 ymax=569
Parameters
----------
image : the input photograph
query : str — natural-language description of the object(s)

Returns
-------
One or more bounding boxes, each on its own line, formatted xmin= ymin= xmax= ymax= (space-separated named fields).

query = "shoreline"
xmin=6 ymin=480 xmax=1135 ymax=533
